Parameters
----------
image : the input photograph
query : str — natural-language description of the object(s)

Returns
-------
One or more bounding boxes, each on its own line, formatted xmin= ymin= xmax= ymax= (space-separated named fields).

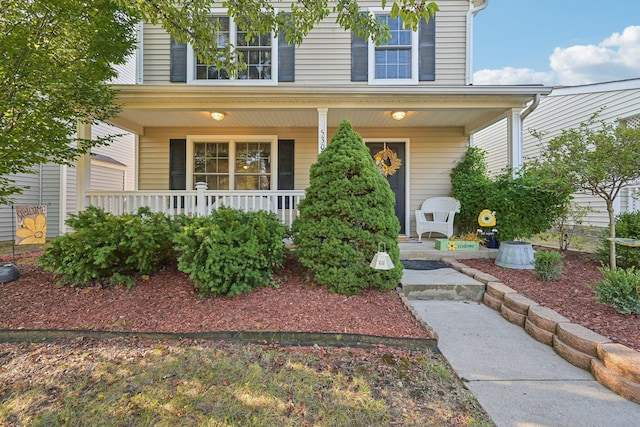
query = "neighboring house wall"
xmin=141 ymin=0 xmax=470 ymax=86
xmin=0 ymin=127 xmax=136 ymax=241
xmin=473 ymin=79 xmax=640 ymax=228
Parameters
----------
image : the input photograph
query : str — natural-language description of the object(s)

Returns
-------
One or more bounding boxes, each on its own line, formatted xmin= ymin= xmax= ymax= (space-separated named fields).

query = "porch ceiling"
xmin=109 ymin=84 xmax=552 ymax=136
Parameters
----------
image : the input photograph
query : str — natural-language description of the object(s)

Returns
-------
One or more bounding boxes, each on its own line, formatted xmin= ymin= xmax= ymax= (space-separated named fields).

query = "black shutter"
xmin=351 ymin=32 xmax=368 ymax=81
xmin=277 ymin=139 xmax=294 ymax=208
xmin=418 ymin=17 xmax=436 ymax=81
xmin=278 ymin=14 xmax=295 ymax=82
xmin=170 ymin=37 xmax=187 ymax=83
xmin=169 ymin=139 xmax=186 ymax=190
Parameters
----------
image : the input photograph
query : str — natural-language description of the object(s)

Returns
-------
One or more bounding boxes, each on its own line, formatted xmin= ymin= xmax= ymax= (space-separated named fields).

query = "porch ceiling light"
xmin=210 ymin=111 xmax=225 ymax=121
xmin=391 ymin=111 xmax=406 ymax=121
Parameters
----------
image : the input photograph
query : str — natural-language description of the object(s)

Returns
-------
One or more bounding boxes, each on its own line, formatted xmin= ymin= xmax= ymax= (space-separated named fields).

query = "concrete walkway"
xmin=410 ymin=299 xmax=639 ymax=427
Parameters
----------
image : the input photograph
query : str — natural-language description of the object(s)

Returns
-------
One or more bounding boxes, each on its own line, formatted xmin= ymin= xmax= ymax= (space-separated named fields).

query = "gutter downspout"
xmin=510 ymin=93 xmax=541 ymax=177
xmin=466 ymin=0 xmax=489 ymax=85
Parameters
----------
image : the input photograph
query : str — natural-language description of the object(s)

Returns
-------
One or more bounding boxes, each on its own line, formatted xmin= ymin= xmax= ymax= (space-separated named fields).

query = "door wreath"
xmin=374 ymin=147 xmax=402 ymax=177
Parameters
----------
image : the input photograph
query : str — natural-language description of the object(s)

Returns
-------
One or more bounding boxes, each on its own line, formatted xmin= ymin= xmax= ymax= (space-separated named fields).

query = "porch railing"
xmin=85 ymin=184 xmax=306 ymax=227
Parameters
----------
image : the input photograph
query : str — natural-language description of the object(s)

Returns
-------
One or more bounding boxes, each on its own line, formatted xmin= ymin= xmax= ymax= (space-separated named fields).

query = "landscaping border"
xmin=442 ymin=257 xmax=640 ymax=404
xmin=0 ymin=329 xmax=438 ymax=352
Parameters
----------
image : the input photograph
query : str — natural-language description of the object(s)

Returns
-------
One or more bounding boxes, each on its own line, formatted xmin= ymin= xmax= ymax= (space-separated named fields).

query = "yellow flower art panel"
xmin=15 ymin=205 xmax=47 ymax=245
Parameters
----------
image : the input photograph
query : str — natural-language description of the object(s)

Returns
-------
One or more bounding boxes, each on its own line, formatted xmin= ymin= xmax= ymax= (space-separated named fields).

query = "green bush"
xmin=595 ymin=211 xmax=640 ymax=268
xmin=173 ymin=207 xmax=287 ymax=296
xmin=292 ymin=120 xmax=403 ymax=295
xmin=451 ymin=148 xmax=571 ymax=241
xmin=450 ymin=147 xmax=492 ymax=233
xmin=39 ymin=207 xmax=178 ymax=289
xmin=533 ymin=250 xmax=564 ymax=281
xmin=590 ymin=267 xmax=640 ymax=314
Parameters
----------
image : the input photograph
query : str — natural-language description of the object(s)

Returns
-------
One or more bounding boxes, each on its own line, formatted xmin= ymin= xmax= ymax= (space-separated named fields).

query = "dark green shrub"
xmin=173 ymin=207 xmax=287 ymax=296
xmin=450 ymin=147 xmax=492 ymax=232
xmin=451 ymin=147 xmax=571 ymax=242
xmin=39 ymin=207 xmax=178 ymax=288
xmin=488 ymin=167 xmax=570 ymax=242
xmin=590 ymin=267 xmax=640 ymax=314
xmin=595 ymin=211 xmax=640 ymax=268
xmin=292 ymin=120 xmax=402 ymax=295
xmin=533 ymin=250 xmax=564 ymax=281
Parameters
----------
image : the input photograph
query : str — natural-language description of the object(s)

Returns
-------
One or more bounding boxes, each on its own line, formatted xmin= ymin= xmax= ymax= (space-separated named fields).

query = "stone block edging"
xmin=447 ymin=259 xmax=640 ymax=404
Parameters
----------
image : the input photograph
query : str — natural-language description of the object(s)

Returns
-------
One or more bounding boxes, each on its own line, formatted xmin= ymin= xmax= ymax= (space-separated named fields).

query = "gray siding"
xmin=142 ymin=0 xmax=470 ymax=86
xmin=473 ymin=80 xmax=640 ymax=228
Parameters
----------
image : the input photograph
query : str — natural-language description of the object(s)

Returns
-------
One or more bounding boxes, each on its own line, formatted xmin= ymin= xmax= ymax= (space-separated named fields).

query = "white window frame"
xmin=367 ymin=9 xmax=419 ymax=85
xmin=186 ymin=9 xmax=278 ymax=86
xmin=186 ymin=135 xmax=278 ymax=190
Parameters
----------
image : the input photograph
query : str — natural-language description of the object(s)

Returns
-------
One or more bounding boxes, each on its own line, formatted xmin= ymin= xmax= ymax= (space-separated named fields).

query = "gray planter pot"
xmin=494 ymin=241 xmax=535 ymax=269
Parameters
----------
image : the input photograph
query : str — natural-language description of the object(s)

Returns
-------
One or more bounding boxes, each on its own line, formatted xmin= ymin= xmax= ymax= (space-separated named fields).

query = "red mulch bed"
xmin=463 ymin=248 xmax=640 ymax=352
xmin=0 ymin=253 xmax=430 ymax=339
xmin=2 ymin=249 xmax=639 ymax=353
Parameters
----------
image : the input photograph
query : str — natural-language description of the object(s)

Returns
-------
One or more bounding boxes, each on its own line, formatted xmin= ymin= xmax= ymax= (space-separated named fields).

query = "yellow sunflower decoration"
xmin=478 ymin=210 xmax=496 ymax=228
xmin=16 ymin=214 xmax=47 ymax=245
xmin=447 ymin=241 xmax=457 ymax=251
xmin=374 ymin=147 xmax=402 ymax=177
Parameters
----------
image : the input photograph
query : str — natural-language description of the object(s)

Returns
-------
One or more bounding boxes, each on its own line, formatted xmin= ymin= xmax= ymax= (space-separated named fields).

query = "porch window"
xmin=191 ymin=14 xmax=276 ymax=83
xmin=188 ymin=136 xmax=276 ymax=190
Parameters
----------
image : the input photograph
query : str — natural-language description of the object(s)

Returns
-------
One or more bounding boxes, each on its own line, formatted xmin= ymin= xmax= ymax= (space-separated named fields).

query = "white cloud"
xmin=473 ymin=25 xmax=640 ymax=86
xmin=473 ymin=67 xmax=556 ymax=85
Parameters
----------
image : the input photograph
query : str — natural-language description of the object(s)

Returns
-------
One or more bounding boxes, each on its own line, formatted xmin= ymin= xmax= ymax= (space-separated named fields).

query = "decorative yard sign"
xmin=435 ymin=239 xmax=479 ymax=251
xmin=15 ymin=205 xmax=47 ymax=245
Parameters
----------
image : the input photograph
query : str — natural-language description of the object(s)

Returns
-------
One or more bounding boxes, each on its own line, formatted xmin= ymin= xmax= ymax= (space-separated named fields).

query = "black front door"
xmin=367 ymin=142 xmax=406 ymax=234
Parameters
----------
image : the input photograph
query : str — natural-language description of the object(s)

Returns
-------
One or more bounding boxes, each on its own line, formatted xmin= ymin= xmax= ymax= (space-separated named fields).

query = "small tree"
xmin=532 ymin=112 xmax=640 ymax=269
xmin=293 ymin=120 xmax=402 ymax=295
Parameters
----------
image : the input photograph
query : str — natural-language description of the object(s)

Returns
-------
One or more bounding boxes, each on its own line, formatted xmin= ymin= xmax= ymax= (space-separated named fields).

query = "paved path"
xmin=409 ymin=299 xmax=639 ymax=427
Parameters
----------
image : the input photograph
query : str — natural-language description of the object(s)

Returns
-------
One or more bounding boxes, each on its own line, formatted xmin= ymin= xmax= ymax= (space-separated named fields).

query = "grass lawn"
xmin=0 ymin=338 xmax=493 ymax=426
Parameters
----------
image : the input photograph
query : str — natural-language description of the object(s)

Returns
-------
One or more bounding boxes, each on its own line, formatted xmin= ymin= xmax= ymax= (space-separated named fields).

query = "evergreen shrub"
xmin=292 ymin=120 xmax=403 ymax=295
xmin=173 ymin=207 xmax=287 ymax=296
xmin=39 ymin=207 xmax=178 ymax=289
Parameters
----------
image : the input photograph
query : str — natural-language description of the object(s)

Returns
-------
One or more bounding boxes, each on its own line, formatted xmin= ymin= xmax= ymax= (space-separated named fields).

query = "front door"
xmin=367 ymin=142 xmax=406 ymax=234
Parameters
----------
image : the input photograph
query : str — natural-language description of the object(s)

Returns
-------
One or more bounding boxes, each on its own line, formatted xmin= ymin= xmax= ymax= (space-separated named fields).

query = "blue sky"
xmin=473 ymin=0 xmax=640 ymax=86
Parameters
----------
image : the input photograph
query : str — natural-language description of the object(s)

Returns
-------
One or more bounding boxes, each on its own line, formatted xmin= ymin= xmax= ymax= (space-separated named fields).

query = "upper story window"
xmin=351 ymin=12 xmax=435 ymax=85
xmin=170 ymin=11 xmax=295 ymax=85
xmin=194 ymin=16 xmax=273 ymax=82
xmin=370 ymin=15 xmax=418 ymax=83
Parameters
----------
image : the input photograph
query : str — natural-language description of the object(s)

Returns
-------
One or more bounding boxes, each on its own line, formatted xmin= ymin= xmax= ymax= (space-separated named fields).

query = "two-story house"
xmin=85 ymin=0 xmax=551 ymax=238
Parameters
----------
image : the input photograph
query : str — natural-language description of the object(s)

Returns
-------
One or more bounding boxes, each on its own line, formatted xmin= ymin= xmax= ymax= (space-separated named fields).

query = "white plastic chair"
xmin=415 ymin=197 xmax=461 ymax=241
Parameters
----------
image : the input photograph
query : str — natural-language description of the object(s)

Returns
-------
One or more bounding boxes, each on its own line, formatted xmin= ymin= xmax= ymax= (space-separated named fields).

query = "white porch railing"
xmin=85 ymin=184 xmax=306 ymax=227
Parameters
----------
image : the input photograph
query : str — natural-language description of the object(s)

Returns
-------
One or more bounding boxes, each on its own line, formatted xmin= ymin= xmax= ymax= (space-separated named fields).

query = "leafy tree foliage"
xmin=531 ymin=112 xmax=640 ymax=269
xmin=293 ymin=120 xmax=402 ymax=295
xmin=128 ymin=0 xmax=438 ymax=73
xmin=1 ymin=0 xmax=139 ymax=203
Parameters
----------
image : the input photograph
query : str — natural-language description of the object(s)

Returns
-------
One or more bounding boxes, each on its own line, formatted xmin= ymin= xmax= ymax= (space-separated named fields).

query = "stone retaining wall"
xmin=442 ymin=257 xmax=640 ymax=404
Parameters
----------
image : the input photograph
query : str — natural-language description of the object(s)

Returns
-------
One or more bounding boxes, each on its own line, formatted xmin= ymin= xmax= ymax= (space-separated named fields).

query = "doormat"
xmin=400 ymin=260 xmax=448 ymax=270
xmin=398 ymin=236 xmax=420 ymax=243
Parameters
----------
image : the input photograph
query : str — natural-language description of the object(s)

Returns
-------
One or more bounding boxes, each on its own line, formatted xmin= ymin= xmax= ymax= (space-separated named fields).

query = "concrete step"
xmin=401 ymin=268 xmax=485 ymax=302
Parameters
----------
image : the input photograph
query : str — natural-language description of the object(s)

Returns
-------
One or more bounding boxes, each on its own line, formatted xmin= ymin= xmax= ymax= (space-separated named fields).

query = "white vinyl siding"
xmin=142 ymin=0 xmax=469 ymax=85
xmin=473 ymin=80 xmax=640 ymax=228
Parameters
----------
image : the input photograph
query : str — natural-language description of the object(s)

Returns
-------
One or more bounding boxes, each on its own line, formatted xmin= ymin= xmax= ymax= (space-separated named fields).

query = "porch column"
xmin=75 ymin=122 xmax=92 ymax=212
xmin=506 ymin=108 xmax=523 ymax=177
xmin=317 ymin=108 xmax=328 ymax=153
